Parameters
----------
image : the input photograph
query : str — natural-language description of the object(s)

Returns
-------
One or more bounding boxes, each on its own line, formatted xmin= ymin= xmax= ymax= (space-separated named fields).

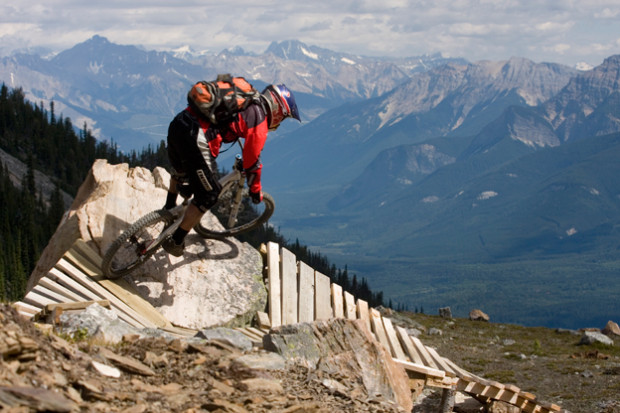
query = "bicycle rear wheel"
xmin=194 ymin=182 xmax=275 ymax=239
xmin=101 ymin=209 xmax=175 ymax=279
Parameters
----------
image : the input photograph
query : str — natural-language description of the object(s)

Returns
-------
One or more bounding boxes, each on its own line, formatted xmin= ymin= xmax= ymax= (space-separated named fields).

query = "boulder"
xmin=579 ymin=331 xmax=614 ymax=346
xmin=264 ymin=318 xmax=413 ymax=412
xmin=438 ymin=307 xmax=452 ymax=319
xmin=602 ymin=320 xmax=620 ymax=337
xmin=27 ymin=159 xmax=267 ymax=329
xmin=469 ymin=309 xmax=490 ymax=322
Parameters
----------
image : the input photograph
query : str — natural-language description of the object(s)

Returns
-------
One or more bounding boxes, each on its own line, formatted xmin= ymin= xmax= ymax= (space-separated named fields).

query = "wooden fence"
xmin=14 ymin=240 xmax=565 ymax=412
xmin=259 ymin=242 xmax=564 ymax=413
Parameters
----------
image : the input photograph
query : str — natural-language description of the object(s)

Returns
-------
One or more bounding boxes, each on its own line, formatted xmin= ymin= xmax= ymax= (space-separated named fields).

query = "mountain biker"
xmin=161 ymin=83 xmax=301 ymax=257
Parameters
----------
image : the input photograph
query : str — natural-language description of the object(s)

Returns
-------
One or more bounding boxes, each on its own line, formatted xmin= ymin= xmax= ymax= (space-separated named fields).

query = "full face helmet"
xmin=261 ymin=84 xmax=301 ymax=131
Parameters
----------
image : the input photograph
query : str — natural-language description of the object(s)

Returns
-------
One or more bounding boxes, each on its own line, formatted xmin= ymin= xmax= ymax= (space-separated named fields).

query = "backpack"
xmin=187 ymin=74 xmax=261 ymax=125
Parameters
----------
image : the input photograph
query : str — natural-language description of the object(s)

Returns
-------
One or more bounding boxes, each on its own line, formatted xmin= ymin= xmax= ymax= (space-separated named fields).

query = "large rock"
xmin=602 ymin=320 xmax=620 ymax=337
xmin=264 ymin=318 xmax=414 ymax=412
xmin=27 ymin=159 xmax=267 ymax=329
xmin=469 ymin=309 xmax=490 ymax=322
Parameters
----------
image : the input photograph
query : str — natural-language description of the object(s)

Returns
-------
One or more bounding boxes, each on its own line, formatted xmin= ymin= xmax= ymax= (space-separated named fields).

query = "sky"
xmin=1 ymin=1 xmax=620 ymax=68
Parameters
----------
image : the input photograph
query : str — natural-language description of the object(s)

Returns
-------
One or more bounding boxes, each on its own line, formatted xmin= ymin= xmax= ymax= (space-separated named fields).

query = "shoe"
xmin=162 ymin=236 xmax=185 ymax=257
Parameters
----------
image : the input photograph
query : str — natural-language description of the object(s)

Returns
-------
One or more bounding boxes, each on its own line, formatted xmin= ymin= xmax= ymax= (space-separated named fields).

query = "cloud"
xmin=1 ymin=0 xmax=620 ymax=67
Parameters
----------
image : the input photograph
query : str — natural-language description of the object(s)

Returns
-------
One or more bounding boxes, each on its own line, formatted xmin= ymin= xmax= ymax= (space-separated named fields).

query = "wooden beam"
xmin=266 ymin=242 xmax=282 ymax=327
xmin=255 ymin=311 xmax=271 ymax=330
xmin=23 ymin=290 xmax=56 ymax=308
xmin=55 ymin=258 xmax=154 ymax=329
xmin=425 ymin=346 xmax=457 ymax=378
xmin=12 ymin=301 xmax=41 ymax=316
xmin=30 ymin=285 xmax=68 ymax=304
xmin=314 ymin=271 xmax=331 ymax=320
xmin=38 ymin=277 xmax=86 ymax=302
xmin=356 ymin=299 xmax=371 ymax=332
xmin=344 ymin=292 xmax=356 ymax=320
xmin=331 ymin=283 xmax=344 ymax=318
xmin=410 ymin=335 xmax=439 ymax=369
xmin=393 ymin=359 xmax=445 ymax=379
xmin=280 ymin=247 xmax=298 ymax=325
xmin=46 ymin=268 xmax=102 ymax=302
xmin=396 ymin=326 xmax=423 ymax=365
xmin=297 ymin=261 xmax=315 ymax=323
xmin=382 ymin=317 xmax=407 ymax=361
xmin=370 ymin=308 xmax=391 ymax=351
xmin=44 ymin=300 xmax=111 ymax=312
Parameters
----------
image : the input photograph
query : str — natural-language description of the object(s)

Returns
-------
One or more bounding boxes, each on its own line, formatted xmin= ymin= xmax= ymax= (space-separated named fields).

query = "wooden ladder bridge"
xmin=14 ymin=240 xmax=565 ymax=413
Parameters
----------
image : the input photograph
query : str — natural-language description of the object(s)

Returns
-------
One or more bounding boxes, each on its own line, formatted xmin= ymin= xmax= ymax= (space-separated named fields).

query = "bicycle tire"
xmin=101 ymin=209 xmax=175 ymax=279
xmin=194 ymin=184 xmax=275 ymax=239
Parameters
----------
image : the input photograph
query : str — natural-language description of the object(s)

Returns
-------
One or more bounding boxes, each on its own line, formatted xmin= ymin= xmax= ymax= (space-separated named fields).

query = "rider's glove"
xmin=249 ymin=190 xmax=263 ymax=204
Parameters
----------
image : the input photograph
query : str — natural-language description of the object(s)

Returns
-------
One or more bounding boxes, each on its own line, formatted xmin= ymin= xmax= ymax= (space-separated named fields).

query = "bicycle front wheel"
xmin=101 ymin=209 xmax=175 ymax=279
xmin=194 ymin=182 xmax=275 ymax=239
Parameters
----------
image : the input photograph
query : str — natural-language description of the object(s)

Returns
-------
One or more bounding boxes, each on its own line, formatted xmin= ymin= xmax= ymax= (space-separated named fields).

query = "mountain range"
xmin=1 ymin=37 xmax=619 ymax=328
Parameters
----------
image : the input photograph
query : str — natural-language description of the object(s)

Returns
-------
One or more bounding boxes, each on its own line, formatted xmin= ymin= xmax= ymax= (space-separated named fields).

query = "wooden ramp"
xmin=15 ymin=240 xmax=564 ymax=412
xmin=14 ymin=240 xmax=195 ymax=336
xmin=260 ymin=242 xmax=565 ymax=413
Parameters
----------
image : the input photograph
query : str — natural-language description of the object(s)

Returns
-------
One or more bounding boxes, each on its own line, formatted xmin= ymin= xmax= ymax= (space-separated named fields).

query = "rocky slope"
xmin=0 ymin=304 xmax=410 ymax=412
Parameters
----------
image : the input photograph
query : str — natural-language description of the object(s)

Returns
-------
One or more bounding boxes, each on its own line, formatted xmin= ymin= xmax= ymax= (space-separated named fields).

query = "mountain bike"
xmin=101 ymin=146 xmax=275 ymax=279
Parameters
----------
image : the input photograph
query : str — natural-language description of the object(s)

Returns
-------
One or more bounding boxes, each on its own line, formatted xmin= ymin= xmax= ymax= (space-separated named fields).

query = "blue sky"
xmin=1 ymin=1 xmax=619 ymax=67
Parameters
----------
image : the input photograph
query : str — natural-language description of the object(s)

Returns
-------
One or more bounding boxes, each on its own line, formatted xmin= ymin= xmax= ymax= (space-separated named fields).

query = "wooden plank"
xmin=266 ymin=242 xmax=282 ymax=327
xmin=369 ymin=308 xmax=391 ymax=352
xmin=297 ymin=261 xmax=315 ymax=323
xmin=64 ymin=248 xmax=172 ymax=329
xmin=256 ymin=311 xmax=271 ymax=329
xmin=55 ymin=258 xmax=153 ymax=329
xmin=72 ymin=239 xmax=104 ymax=267
xmin=12 ymin=301 xmax=41 ymax=315
xmin=39 ymin=277 xmax=86 ymax=302
xmin=396 ymin=326 xmax=424 ymax=365
xmin=23 ymin=290 xmax=56 ymax=308
xmin=382 ymin=317 xmax=408 ymax=361
xmin=393 ymin=359 xmax=445 ymax=378
xmin=245 ymin=327 xmax=267 ymax=340
xmin=235 ymin=327 xmax=263 ymax=341
xmin=425 ymin=346 xmax=457 ymax=378
xmin=480 ymin=384 xmax=504 ymax=399
xmin=280 ymin=246 xmax=298 ymax=325
xmin=356 ymin=299 xmax=371 ymax=332
xmin=410 ymin=335 xmax=439 ymax=369
xmin=344 ymin=292 xmax=356 ymax=320
xmin=460 ymin=380 xmax=489 ymax=395
xmin=45 ymin=300 xmax=111 ymax=312
xmin=47 ymin=268 xmax=103 ymax=302
xmin=30 ymin=285 xmax=67 ymax=304
xmin=425 ymin=375 xmax=459 ymax=389
xmin=442 ymin=356 xmax=476 ymax=380
xmin=314 ymin=271 xmax=332 ymax=320
xmin=331 ymin=283 xmax=344 ymax=318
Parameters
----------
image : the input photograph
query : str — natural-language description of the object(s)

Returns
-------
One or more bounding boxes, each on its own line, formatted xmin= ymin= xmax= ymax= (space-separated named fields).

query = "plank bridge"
xmin=14 ymin=240 xmax=565 ymax=413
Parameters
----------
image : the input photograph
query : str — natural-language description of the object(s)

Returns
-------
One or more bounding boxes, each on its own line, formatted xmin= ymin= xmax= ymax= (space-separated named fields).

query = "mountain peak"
xmin=265 ymin=40 xmax=317 ymax=60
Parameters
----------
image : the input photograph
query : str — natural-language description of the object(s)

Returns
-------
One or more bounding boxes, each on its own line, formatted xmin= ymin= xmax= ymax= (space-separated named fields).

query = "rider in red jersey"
xmin=162 ymin=84 xmax=301 ymax=256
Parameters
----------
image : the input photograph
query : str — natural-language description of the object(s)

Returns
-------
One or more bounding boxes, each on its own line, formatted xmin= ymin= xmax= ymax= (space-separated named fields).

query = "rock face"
xmin=27 ymin=159 xmax=267 ymax=329
xmin=264 ymin=318 xmax=414 ymax=412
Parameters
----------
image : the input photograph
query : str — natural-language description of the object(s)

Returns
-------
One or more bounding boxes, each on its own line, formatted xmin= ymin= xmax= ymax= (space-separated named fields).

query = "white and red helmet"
xmin=261 ymin=84 xmax=301 ymax=131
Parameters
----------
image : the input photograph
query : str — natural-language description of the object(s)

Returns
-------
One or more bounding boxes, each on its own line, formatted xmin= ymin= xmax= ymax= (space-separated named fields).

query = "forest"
xmin=0 ymin=84 xmax=384 ymax=308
